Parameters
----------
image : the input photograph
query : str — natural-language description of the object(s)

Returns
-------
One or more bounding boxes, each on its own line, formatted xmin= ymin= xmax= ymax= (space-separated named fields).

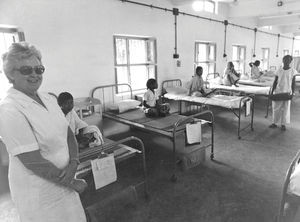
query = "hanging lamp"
xmin=276 ymin=34 xmax=280 ymax=57
xmin=173 ymin=8 xmax=179 ymax=59
xmin=252 ymin=28 xmax=257 ymax=57
xmin=223 ymin=20 xmax=228 ymax=58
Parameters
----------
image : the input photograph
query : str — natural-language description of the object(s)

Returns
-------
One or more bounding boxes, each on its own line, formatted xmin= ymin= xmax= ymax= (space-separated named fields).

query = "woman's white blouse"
xmin=0 ymin=88 xmax=86 ymax=222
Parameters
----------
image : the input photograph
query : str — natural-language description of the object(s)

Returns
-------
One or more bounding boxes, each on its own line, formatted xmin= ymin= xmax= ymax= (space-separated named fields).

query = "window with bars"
xmin=0 ymin=27 xmax=24 ymax=100
xmin=195 ymin=42 xmax=216 ymax=80
xmin=114 ymin=35 xmax=157 ymax=93
xmin=232 ymin=45 xmax=246 ymax=74
xmin=261 ymin=48 xmax=270 ymax=71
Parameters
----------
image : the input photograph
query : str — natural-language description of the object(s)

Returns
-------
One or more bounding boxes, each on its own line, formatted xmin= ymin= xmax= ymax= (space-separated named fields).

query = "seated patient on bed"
xmin=143 ymin=78 xmax=170 ymax=117
xmin=188 ymin=66 xmax=213 ymax=97
xmin=58 ymin=92 xmax=103 ymax=148
xmin=249 ymin=60 xmax=264 ymax=79
xmin=223 ymin=61 xmax=240 ymax=87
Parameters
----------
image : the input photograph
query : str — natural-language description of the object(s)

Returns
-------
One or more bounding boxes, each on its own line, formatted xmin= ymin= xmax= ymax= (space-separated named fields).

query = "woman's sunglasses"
xmin=14 ymin=65 xmax=45 ymax=75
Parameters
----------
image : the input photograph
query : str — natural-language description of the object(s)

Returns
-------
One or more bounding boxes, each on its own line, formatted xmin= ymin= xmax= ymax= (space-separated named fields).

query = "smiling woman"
xmin=0 ymin=42 xmax=87 ymax=222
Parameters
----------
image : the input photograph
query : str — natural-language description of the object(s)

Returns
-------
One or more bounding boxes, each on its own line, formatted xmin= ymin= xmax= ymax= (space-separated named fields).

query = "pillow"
xmin=108 ymin=99 xmax=141 ymax=113
xmin=165 ymin=86 xmax=188 ymax=95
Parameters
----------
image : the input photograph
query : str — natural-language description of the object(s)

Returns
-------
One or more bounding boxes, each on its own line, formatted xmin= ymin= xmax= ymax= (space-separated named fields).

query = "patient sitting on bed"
xmin=249 ymin=60 xmax=264 ymax=80
xmin=143 ymin=78 xmax=170 ymax=117
xmin=188 ymin=66 xmax=213 ymax=97
xmin=223 ymin=62 xmax=240 ymax=87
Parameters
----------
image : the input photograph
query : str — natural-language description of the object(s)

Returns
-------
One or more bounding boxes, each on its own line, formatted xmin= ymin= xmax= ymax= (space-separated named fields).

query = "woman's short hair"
xmin=57 ymin=92 xmax=73 ymax=106
xmin=146 ymin=78 xmax=157 ymax=89
xmin=2 ymin=42 xmax=42 ymax=82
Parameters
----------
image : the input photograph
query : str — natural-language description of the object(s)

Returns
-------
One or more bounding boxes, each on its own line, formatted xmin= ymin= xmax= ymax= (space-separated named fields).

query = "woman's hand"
xmin=70 ymin=178 xmax=88 ymax=193
xmin=59 ymin=160 xmax=78 ymax=186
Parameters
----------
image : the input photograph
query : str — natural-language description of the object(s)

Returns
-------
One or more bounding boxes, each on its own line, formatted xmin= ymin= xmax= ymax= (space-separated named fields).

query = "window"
xmin=114 ymin=35 xmax=157 ymax=92
xmin=195 ymin=42 xmax=216 ymax=80
xmin=192 ymin=0 xmax=216 ymax=14
xmin=0 ymin=27 xmax=24 ymax=100
xmin=232 ymin=45 xmax=246 ymax=74
xmin=283 ymin=49 xmax=289 ymax=56
xmin=261 ymin=48 xmax=270 ymax=71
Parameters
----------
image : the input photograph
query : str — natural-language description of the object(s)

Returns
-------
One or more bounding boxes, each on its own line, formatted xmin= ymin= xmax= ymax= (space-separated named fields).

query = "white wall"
xmin=0 ymin=0 xmax=297 ymax=97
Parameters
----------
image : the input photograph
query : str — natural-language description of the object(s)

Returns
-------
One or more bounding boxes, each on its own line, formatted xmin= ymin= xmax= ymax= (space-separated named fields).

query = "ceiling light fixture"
xmin=277 ymin=1 xmax=283 ymax=7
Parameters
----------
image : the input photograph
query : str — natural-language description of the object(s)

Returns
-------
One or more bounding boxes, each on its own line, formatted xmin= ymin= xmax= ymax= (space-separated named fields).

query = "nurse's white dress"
xmin=0 ymin=88 xmax=86 ymax=222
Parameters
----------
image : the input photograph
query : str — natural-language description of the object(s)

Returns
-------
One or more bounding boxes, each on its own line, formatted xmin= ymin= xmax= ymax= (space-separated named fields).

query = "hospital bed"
xmin=78 ymin=136 xmax=149 ymax=220
xmin=161 ymin=79 xmax=254 ymax=139
xmin=205 ymin=72 xmax=272 ymax=118
xmin=91 ymin=83 xmax=214 ymax=181
xmin=277 ymin=149 xmax=300 ymax=222
xmin=238 ymin=71 xmax=275 ymax=87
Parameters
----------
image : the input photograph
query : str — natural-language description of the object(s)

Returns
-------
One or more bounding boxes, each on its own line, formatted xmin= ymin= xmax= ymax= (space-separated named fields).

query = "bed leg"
xmin=265 ymin=97 xmax=270 ymax=118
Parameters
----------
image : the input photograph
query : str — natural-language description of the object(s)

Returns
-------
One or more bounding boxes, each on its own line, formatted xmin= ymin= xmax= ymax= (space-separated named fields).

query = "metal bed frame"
xmin=161 ymin=79 xmax=254 ymax=139
xmin=277 ymin=149 xmax=300 ymax=222
xmin=206 ymin=72 xmax=273 ymax=118
xmin=78 ymin=136 xmax=148 ymax=197
xmin=91 ymin=83 xmax=215 ymax=182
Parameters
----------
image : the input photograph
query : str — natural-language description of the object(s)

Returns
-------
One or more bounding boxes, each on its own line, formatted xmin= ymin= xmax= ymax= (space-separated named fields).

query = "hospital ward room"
xmin=2 ymin=0 xmax=300 ymax=222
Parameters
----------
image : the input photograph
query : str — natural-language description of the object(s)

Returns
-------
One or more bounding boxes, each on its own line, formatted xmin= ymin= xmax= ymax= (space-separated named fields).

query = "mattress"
xmin=208 ymin=83 xmax=270 ymax=95
xmin=164 ymin=93 xmax=247 ymax=109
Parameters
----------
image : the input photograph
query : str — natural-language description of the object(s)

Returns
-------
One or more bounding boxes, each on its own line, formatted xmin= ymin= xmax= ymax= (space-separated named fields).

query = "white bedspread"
xmin=238 ymin=77 xmax=274 ymax=87
xmin=164 ymin=93 xmax=247 ymax=109
xmin=208 ymin=83 xmax=270 ymax=95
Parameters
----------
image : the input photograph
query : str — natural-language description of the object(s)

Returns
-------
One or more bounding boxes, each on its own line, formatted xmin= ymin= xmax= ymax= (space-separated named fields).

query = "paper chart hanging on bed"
xmin=186 ymin=122 xmax=202 ymax=145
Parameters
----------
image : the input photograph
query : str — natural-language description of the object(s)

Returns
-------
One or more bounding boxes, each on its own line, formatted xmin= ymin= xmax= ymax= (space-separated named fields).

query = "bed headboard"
xmin=161 ymin=79 xmax=182 ymax=95
xmin=91 ymin=83 xmax=133 ymax=112
xmin=206 ymin=73 xmax=220 ymax=82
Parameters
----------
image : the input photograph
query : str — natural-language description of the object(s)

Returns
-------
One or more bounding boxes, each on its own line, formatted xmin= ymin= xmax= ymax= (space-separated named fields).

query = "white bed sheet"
xmin=208 ymin=83 xmax=270 ymax=95
xmin=164 ymin=93 xmax=246 ymax=109
xmin=238 ymin=78 xmax=274 ymax=87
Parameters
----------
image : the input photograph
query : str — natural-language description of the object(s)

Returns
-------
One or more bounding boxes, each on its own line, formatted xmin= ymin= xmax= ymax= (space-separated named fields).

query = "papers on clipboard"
xmin=91 ymin=153 xmax=117 ymax=190
xmin=246 ymin=100 xmax=251 ymax=116
xmin=186 ymin=122 xmax=202 ymax=145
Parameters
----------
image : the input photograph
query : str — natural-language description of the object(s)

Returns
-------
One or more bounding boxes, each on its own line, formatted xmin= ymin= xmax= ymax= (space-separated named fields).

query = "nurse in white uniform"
xmin=0 ymin=42 xmax=87 ymax=222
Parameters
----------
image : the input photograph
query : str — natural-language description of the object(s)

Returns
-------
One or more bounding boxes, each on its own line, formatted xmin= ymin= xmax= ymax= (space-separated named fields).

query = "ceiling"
xmin=167 ymin=0 xmax=300 ymax=36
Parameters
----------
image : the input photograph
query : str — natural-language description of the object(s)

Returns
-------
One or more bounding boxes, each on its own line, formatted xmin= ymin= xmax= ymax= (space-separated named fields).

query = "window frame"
xmin=113 ymin=35 xmax=157 ymax=92
xmin=194 ymin=41 xmax=217 ymax=80
xmin=0 ymin=26 xmax=24 ymax=100
xmin=261 ymin=48 xmax=270 ymax=71
xmin=232 ymin=45 xmax=246 ymax=74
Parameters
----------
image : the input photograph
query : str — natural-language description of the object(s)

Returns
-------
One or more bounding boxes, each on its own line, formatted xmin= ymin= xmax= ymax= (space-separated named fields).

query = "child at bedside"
xmin=57 ymin=92 xmax=103 ymax=148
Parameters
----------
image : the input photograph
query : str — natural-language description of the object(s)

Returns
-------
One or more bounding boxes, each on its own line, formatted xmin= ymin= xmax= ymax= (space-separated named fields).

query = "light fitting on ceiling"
xmin=277 ymin=1 xmax=283 ymax=7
